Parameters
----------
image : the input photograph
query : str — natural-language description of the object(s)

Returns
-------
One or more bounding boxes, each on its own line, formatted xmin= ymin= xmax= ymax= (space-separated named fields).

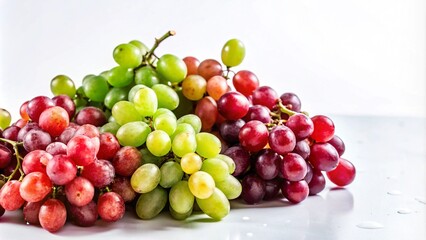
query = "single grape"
xmin=169 ymin=180 xmax=194 ymax=214
xmin=268 ymin=125 xmax=296 ymax=155
xmin=22 ymin=150 xmax=51 ymax=174
xmin=146 ymin=130 xmax=172 ymax=157
xmin=308 ymin=170 xmax=326 ymax=195
xmin=135 ymin=66 xmax=160 ymax=87
xmin=26 ymin=96 xmax=55 ymax=122
xmin=152 ymin=84 xmax=180 ymax=110
xmin=251 ymin=86 xmax=278 ymax=110
xmin=0 ymin=144 xmax=12 ymax=169
xmin=97 ymin=192 xmax=125 ymax=222
xmin=19 ymin=172 xmax=52 ymax=203
xmin=285 ymin=113 xmax=314 ymax=140
xmin=23 ymin=129 xmax=52 ymax=152
xmin=112 ymin=101 xmax=142 ymax=125
xmin=176 ymin=114 xmax=202 ymax=133
xmin=157 ymin=54 xmax=187 ymax=83
xmin=97 ymin=132 xmax=120 ymax=160
xmin=135 ymin=186 xmax=167 ymax=220
xmin=254 ymin=149 xmax=281 ymax=180
xmin=113 ymin=43 xmax=142 ymax=68
xmin=67 ymin=135 xmax=97 ymax=166
xmin=215 ymin=174 xmax=242 ymax=200
xmin=327 ymin=135 xmax=346 ymax=156
xmin=293 ymin=140 xmax=310 ymax=160
xmin=50 ymin=74 xmax=76 ymax=97
xmin=19 ymin=101 xmax=30 ymax=121
xmin=153 ymin=113 xmax=177 ymax=136
xmin=197 ymin=59 xmax=223 ymax=81
xmin=280 ymin=153 xmax=308 ymax=181
xmin=0 ymin=108 xmax=11 ymax=130
xmin=233 ymin=70 xmax=259 ymax=97
xmin=39 ymin=106 xmax=70 ymax=137
xmin=280 ymin=92 xmax=302 ymax=112
xmin=133 ymin=87 xmax=158 ymax=117
xmin=0 ymin=180 xmax=25 ymax=211
xmin=172 ymin=132 xmax=197 ymax=157
xmin=221 ymin=39 xmax=245 ymax=67
xmin=46 ymin=154 xmax=77 ymax=185
xmin=100 ymin=122 xmax=121 ymax=135
xmin=131 ymin=163 xmax=161 ymax=193
xmin=104 ymin=87 xmax=128 ymax=110
xmin=201 ymin=158 xmax=229 ymax=182
xmin=308 ymin=142 xmax=339 ymax=171
xmin=219 ymin=119 xmax=245 ymax=144
xmin=65 ymin=177 xmax=95 ymax=207
xmin=326 ymin=158 xmax=356 ymax=186
xmin=244 ymin=105 xmax=271 ymax=123
xmin=224 ymin=146 xmax=251 ymax=177
xmin=196 ymin=187 xmax=230 ymax=220
xmin=180 ymin=152 xmax=203 ymax=174
xmin=282 ymin=180 xmax=309 ymax=204
xmin=116 ymin=121 xmax=151 ymax=147
xmin=129 ymin=39 xmax=149 ymax=55
xmin=263 ymin=179 xmax=281 ymax=200
xmin=206 ymin=75 xmax=228 ymax=101
xmin=105 ymin=66 xmax=134 ymax=87
xmin=188 ymin=171 xmax=215 ymax=199
xmin=68 ymin=201 xmax=98 ymax=227
xmin=83 ymin=75 xmax=109 ymax=102
xmin=52 ymin=94 xmax=76 ymax=119
xmin=241 ymin=174 xmax=266 ymax=204
xmin=239 ymin=120 xmax=269 ymax=152
xmin=23 ymin=201 xmax=44 ymax=225
xmin=182 ymin=75 xmax=207 ymax=101
xmin=215 ymin=154 xmax=236 ymax=174
xmin=39 ymin=199 xmax=67 ymax=233
xmin=194 ymin=96 xmax=218 ymax=132
xmin=217 ymin=91 xmax=249 ymax=121
xmin=310 ymin=115 xmax=335 ymax=143
xmin=109 ymin=143 xmax=142 ymax=177
xmin=196 ymin=132 xmax=221 ymax=158
xmin=183 ymin=56 xmax=200 ymax=75
xmin=111 ymin=176 xmax=137 ymax=202
xmin=81 ymin=159 xmax=115 ymax=188
xmin=17 ymin=122 xmax=40 ymax=142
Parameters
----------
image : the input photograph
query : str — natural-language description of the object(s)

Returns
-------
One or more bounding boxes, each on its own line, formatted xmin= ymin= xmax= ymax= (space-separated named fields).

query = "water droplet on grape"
xmin=356 ymin=221 xmax=384 ymax=229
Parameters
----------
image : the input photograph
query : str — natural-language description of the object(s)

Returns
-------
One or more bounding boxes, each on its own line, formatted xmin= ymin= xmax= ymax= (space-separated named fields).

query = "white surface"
xmin=0 ymin=0 xmax=425 ymax=119
xmin=1 ymin=116 xmax=425 ymax=239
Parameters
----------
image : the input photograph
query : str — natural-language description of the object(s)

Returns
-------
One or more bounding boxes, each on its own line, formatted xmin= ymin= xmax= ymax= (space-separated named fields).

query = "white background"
xmin=1 ymin=0 xmax=425 ymax=121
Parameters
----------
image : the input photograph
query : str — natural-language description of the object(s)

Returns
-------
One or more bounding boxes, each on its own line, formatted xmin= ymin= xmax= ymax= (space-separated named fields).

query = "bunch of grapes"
xmin=0 ymin=30 xmax=356 ymax=233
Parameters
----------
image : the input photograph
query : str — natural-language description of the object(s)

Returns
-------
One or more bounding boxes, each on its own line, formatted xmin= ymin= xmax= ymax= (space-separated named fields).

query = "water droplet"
xmin=387 ymin=190 xmax=402 ymax=195
xmin=356 ymin=221 xmax=384 ymax=229
xmin=262 ymin=223 xmax=268 ymax=227
xmin=397 ymin=208 xmax=412 ymax=214
xmin=246 ymin=232 xmax=254 ymax=237
xmin=242 ymin=216 xmax=250 ymax=221
xmin=415 ymin=197 xmax=426 ymax=204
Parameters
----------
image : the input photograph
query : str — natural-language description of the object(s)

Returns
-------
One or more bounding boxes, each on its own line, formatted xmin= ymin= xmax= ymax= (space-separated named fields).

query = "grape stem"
xmin=145 ymin=30 xmax=176 ymax=66
xmin=277 ymin=99 xmax=298 ymax=116
xmin=0 ymin=138 xmax=24 ymax=182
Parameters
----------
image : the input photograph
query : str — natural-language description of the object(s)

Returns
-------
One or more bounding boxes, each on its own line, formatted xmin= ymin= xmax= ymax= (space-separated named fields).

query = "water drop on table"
xmin=242 ymin=216 xmax=250 ymax=221
xmin=397 ymin=208 xmax=412 ymax=214
xmin=414 ymin=197 xmax=426 ymax=204
xmin=387 ymin=190 xmax=402 ymax=195
xmin=356 ymin=221 xmax=384 ymax=229
xmin=246 ymin=232 xmax=254 ymax=237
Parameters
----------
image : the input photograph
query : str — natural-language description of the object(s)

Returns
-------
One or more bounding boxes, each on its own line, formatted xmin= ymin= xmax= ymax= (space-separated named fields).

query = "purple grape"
xmin=224 ymin=146 xmax=251 ymax=177
xmin=254 ymin=149 xmax=280 ymax=180
xmin=308 ymin=143 xmax=339 ymax=171
xmin=293 ymin=140 xmax=310 ymax=160
xmin=279 ymin=153 xmax=307 ymax=181
xmin=263 ymin=178 xmax=281 ymax=200
xmin=74 ymin=106 xmax=107 ymax=127
xmin=282 ymin=180 xmax=309 ymax=203
xmin=308 ymin=170 xmax=326 ymax=195
xmin=68 ymin=201 xmax=98 ymax=227
xmin=17 ymin=122 xmax=40 ymax=142
xmin=52 ymin=94 xmax=76 ymax=119
xmin=304 ymin=162 xmax=313 ymax=184
xmin=285 ymin=113 xmax=314 ymax=140
xmin=23 ymin=129 xmax=52 ymax=152
xmin=251 ymin=86 xmax=278 ymax=110
xmin=327 ymin=135 xmax=345 ymax=156
xmin=241 ymin=174 xmax=266 ymax=204
xmin=280 ymin=92 xmax=301 ymax=112
xmin=244 ymin=105 xmax=271 ymax=123
xmin=219 ymin=119 xmax=245 ymax=144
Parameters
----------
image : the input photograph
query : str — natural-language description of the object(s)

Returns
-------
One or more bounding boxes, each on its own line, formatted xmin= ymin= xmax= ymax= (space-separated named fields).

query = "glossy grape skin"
xmin=327 ymin=135 xmax=346 ymax=156
xmin=2 ymin=125 xmax=20 ymax=143
xmin=50 ymin=74 xmax=76 ymax=97
xmin=280 ymin=92 xmax=302 ymax=112
xmin=308 ymin=143 xmax=339 ymax=171
xmin=129 ymin=39 xmax=149 ymax=55
xmin=280 ymin=153 xmax=308 ymax=181
xmin=152 ymin=84 xmax=180 ymax=110
xmin=263 ymin=179 xmax=281 ymax=200
xmin=67 ymin=135 xmax=97 ymax=166
xmin=97 ymin=132 xmax=120 ymax=160
xmin=169 ymin=180 xmax=194 ymax=214
xmin=196 ymin=187 xmax=230 ymax=220
xmin=39 ymin=199 xmax=67 ymax=233
xmin=172 ymin=132 xmax=197 ymax=157
xmin=176 ymin=114 xmax=202 ymax=133
xmin=183 ymin=56 xmax=200 ymax=75
xmin=105 ymin=66 xmax=134 ymax=87
xmin=159 ymin=161 xmax=183 ymax=188
xmin=215 ymin=174 xmax=242 ymax=200
xmin=75 ymin=107 xmax=107 ymax=127
xmin=104 ymin=87 xmax=128 ymax=109
xmin=0 ymin=180 xmax=25 ymax=211
xmin=254 ymin=149 xmax=281 ymax=180
xmin=131 ymin=163 xmax=161 ymax=193
xmin=224 ymin=146 xmax=251 ymax=177
xmin=221 ymin=38 xmax=245 ymax=67
xmin=97 ymin=192 xmax=125 ymax=222
xmin=293 ymin=140 xmax=311 ymax=160
xmin=23 ymin=129 xmax=52 ymax=152
xmin=39 ymin=106 xmax=70 ymax=137
xmin=308 ymin=170 xmax=326 ymax=195
xmin=252 ymin=86 xmax=278 ymax=110
xmin=23 ymin=201 xmax=44 ymax=225
xmin=22 ymin=150 xmax=51 ymax=174
xmin=19 ymin=101 xmax=30 ymax=121
xmin=81 ymin=159 xmax=115 ymax=188
xmin=133 ymin=87 xmax=158 ymax=117
xmin=65 ymin=177 xmax=94 ymax=207
xmin=113 ymin=43 xmax=142 ymax=68
xmin=146 ymin=130 xmax=172 ymax=157
xmin=326 ymin=158 xmax=356 ymax=186
xmin=153 ymin=114 xmax=177 ymax=136
xmin=219 ymin=119 xmax=245 ymax=144
xmin=282 ymin=180 xmax=309 ymax=204
xmin=52 ymin=95 xmax=76 ymax=119
xmin=100 ymin=122 xmax=121 ymax=135
xmin=111 ymin=177 xmax=137 ymax=203
xmin=19 ymin=172 xmax=52 ymax=203
xmin=244 ymin=105 xmax=271 ymax=123
xmin=201 ymin=158 xmax=229 ymax=182
xmin=206 ymin=75 xmax=228 ymax=101
xmin=68 ymin=201 xmax=98 ymax=227
xmin=26 ymin=96 xmax=55 ymax=122
xmin=239 ymin=120 xmax=269 ymax=153
xmin=217 ymin=91 xmax=250 ymax=121
xmin=286 ymin=113 xmax=314 ymax=140
xmin=233 ymin=70 xmax=259 ymax=97
xmin=188 ymin=171 xmax=215 ymax=199
xmin=135 ymin=66 xmax=160 ymax=87
xmin=0 ymin=145 xmax=12 ymax=168
xmin=46 ymin=155 xmax=77 ymax=185
xmin=112 ymin=101 xmax=142 ymax=125
xmin=17 ymin=122 xmax=40 ymax=141
xmin=0 ymin=108 xmax=12 ymax=130
xmin=128 ymin=84 xmax=146 ymax=102
xmin=310 ymin=115 xmax=335 ymax=143
xmin=135 ymin=186 xmax=167 ymax=220
xmin=241 ymin=174 xmax=266 ymax=204
xmin=198 ymin=59 xmax=223 ymax=81
xmin=304 ymin=163 xmax=313 ymax=184
xmin=83 ymin=75 xmax=109 ymax=102
xmin=182 ymin=75 xmax=207 ymax=101
xmin=116 ymin=121 xmax=151 ymax=147
xmin=157 ymin=54 xmax=187 ymax=83
xmin=195 ymin=132 xmax=222 ymax=158
xmin=195 ymin=96 xmax=218 ymax=132
xmin=268 ymin=125 xmax=296 ymax=155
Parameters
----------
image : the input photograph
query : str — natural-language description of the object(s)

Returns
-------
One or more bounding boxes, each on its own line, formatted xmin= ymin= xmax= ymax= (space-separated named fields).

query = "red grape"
xmin=254 ymin=149 xmax=280 ymax=180
xmin=39 ymin=198 xmax=67 ymax=233
xmin=67 ymin=135 xmax=97 ymax=166
xmin=292 ymin=140 xmax=310 ymax=160
xmin=52 ymin=94 xmax=76 ymax=119
xmin=0 ymin=145 xmax=12 ymax=169
xmin=22 ymin=129 xmax=52 ymax=152
xmin=310 ymin=115 xmax=335 ymax=142
xmin=279 ymin=92 xmax=301 ymax=112
xmin=46 ymin=154 xmax=77 ymax=185
xmin=241 ymin=174 xmax=266 ymax=204
xmin=263 ymin=178 xmax=281 ymax=200
xmin=97 ymin=192 xmax=125 ymax=222
xmin=17 ymin=122 xmax=40 ymax=142
xmin=23 ymin=201 xmax=44 ymax=225
xmin=282 ymin=180 xmax=309 ymax=203
xmin=111 ymin=146 xmax=142 ymax=177
xmin=22 ymin=150 xmax=51 ymax=174
xmin=183 ymin=56 xmax=200 ymax=75
xmin=194 ymin=96 xmax=218 ymax=132
xmin=217 ymin=91 xmax=249 ymax=120
xmin=224 ymin=145 xmax=250 ymax=177
xmin=26 ymin=96 xmax=55 ymax=122
xmin=279 ymin=153 xmax=307 ymax=181
xmin=19 ymin=172 xmax=52 ymax=203
xmin=65 ymin=177 xmax=95 ymax=207
xmin=68 ymin=201 xmax=98 ymax=227
xmin=81 ymin=159 xmax=115 ymax=188
xmin=327 ymin=135 xmax=345 ymax=156
xmin=45 ymin=142 xmax=67 ymax=155
xmin=326 ymin=158 xmax=356 ymax=186
xmin=39 ymin=106 xmax=70 ymax=137
xmin=239 ymin=120 xmax=269 ymax=152
xmin=285 ymin=113 xmax=314 ymax=140
xmin=308 ymin=170 xmax=326 ymax=195
xmin=111 ymin=176 xmax=136 ymax=203
xmin=97 ymin=132 xmax=120 ymax=161
xmin=0 ymin=180 xmax=26 ymax=211
xmin=232 ymin=70 xmax=259 ymax=97
xmin=198 ymin=59 xmax=223 ymax=80
xmin=243 ymin=105 xmax=271 ymax=123
xmin=19 ymin=101 xmax=30 ymax=121
xmin=251 ymin=86 xmax=278 ymax=110
xmin=308 ymin=143 xmax=339 ymax=171
xmin=268 ymin=125 xmax=296 ymax=155
xmin=206 ymin=75 xmax=228 ymax=101
xmin=75 ymin=106 xmax=107 ymax=127
xmin=219 ymin=119 xmax=245 ymax=144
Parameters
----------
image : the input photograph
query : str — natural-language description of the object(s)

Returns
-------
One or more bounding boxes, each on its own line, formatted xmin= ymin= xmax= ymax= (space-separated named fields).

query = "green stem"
xmin=145 ymin=30 xmax=176 ymax=65
xmin=277 ymin=100 xmax=298 ymax=116
xmin=0 ymin=138 xmax=24 ymax=182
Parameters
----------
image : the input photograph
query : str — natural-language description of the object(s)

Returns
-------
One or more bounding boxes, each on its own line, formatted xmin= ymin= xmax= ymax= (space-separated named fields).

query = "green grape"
xmin=171 ymin=123 xmax=195 ymax=139
xmin=0 ymin=108 xmax=12 ymax=130
xmin=88 ymin=100 xmax=103 ymax=108
xmin=153 ymin=108 xmax=176 ymax=122
xmin=135 ymin=186 xmax=167 ymax=220
xmin=146 ymin=130 xmax=171 ymax=157
xmin=104 ymin=87 xmax=128 ymax=109
xmin=116 ymin=121 xmax=151 ymax=147
xmin=221 ymin=38 xmax=245 ymax=67
xmin=129 ymin=40 xmax=149 ymax=56
xmin=151 ymin=84 xmax=179 ymax=110
xmin=216 ymin=175 xmax=242 ymax=200
xmin=156 ymin=54 xmax=187 ymax=83
xmin=188 ymin=171 xmax=215 ymax=199
xmin=82 ymin=74 xmax=96 ymax=85
xmin=215 ymin=154 xmax=236 ymax=174
xmin=128 ymin=84 xmax=146 ymax=102
xmin=196 ymin=187 xmax=230 ymax=220
xmin=131 ymin=163 xmax=161 ymax=193
xmin=111 ymin=101 xmax=141 ymax=125
xmin=135 ymin=66 xmax=160 ymax=87
xmin=83 ymin=75 xmax=109 ymax=102
xmin=177 ymin=114 xmax=201 ymax=133
xmin=180 ymin=152 xmax=202 ymax=174
xmin=171 ymin=132 xmax=197 ymax=157
xmin=159 ymin=161 xmax=184 ymax=188
xmin=181 ymin=75 xmax=207 ymax=101
xmin=153 ymin=114 xmax=177 ymax=136
xmin=100 ymin=122 xmax=121 ymax=135
xmin=133 ymin=87 xmax=158 ymax=117
xmin=169 ymin=205 xmax=193 ymax=221
xmin=195 ymin=132 xmax=221 ymax=158
xmin=105 ymin=66 xmax=134 ymax=87
xmin=140 ymin=148 xmax=162 ymax=166
xmin=113 ymin=43 xmax=142 ymax=68
xmin=173 ymin=90 xmax=194 ymax=119
xmin=169 ymin=181 xmax=194 ymax=214
xmin=50 ymin=74 xmax=76 ymax=97
xmin=201 ymin=158 xmax=229 ymax=182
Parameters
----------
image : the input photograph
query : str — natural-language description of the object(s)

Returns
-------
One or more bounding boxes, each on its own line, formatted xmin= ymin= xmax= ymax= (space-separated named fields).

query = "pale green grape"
xmin=116 ymin=121 xmax=151 ymax=147
xmin=151 ymin=84 xmax=179 ymax=110
xmin=135 ymin=186 xmax=167 ymax=220
xmin=133 ymin=87 xmax=158 ymax=117
xmin=129 ymin=40 xmax=149 ymax=56
xmin=111 ymin=101 xmax=141 ymax=125
xmin=113 ymin=43 xmax=142 ymax=68
xmin=188 ymin=171 xmax=215 ymax=199
xmin=104 ymin=87 xmax=128 ymax=109
xmin=153 ymin=108 xmax=176 ymax=122
xmin=195 ymin=132 xmax=221 ymax=158
xmin=169 ymin=205 xmax=192 ymax=221
xmin=153 ymin=114 xmax=177 ymax=136
xmin=215 ymin=175 xmax=242 ymax=200
xmin=201 ymin=158 xmax=229 ymax=182
xmin=83 ymin=75 xmax=109 ymax=102
xmin=196 ymin=187 xmax=230 ymax=220
xmin=159 ymin=161 xmax=184 ymax=188
xmin=171 ymin=123 xmax=195 ymax=140
xmin=100 ymin=122 xmax=121 ymax=135
xmin=171 ymin=132 xmax=197 ymax=157
xmin=173 ymin=90 xmax=194 ymax=119
xmin=221 ymin=38 xmax=245 ymax=67
xmin=169 ymin=180 xmax=194 ymax=214
xmin=156 ymin=54 xmax=187 ymax=83
xmin=215 ymin=154 xmax=236 ymax=174
xmin=105 ymin=66 xmax=134 ymax=87
xmin=140 ymin=148 xmax=162 ymax=166
xmin=0 ymin=108 xmax=11 ymax=130
xmin=135 ymin=66 xmax=160 ymax=87
xmin=177 ymin=114 xmax=201 ymax=133
xmin=131 ymin=163 xmax=161 ymax=193
xmin=180 ymin=152 xmax=202 ymax=174
xmin=128 ymin=84 xmax=146 ymax=102
xmin=50 ymin=75 xmax=76 ymax=97
xmin=146 ymin=130 xmax=171 ymax=157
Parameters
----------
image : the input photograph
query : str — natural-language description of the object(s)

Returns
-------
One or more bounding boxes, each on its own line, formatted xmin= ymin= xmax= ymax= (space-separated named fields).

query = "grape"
xmin=133 ymin=87 xmax=158 ymax=117
xmin=195 ymin=132 xmax=221 ymax=158
xmin=224 ymin=146 xmax=250 ymax=177
xmin=198 ymin=59 xmax=223 ymax=81
xmin=0 ymin=180 xmax=25 ymax=211
xmin=244 ymin=105 xmax=271 ymax=123
xmin=326 ymin=158 xmax=356 ymax=186
xmin=251 ymin=86 xmax=278 ymax=110
xmin=293 ymin=140 xmax=310 ymax=160
xmin=233 ymin=70 xmax=259 ymax=97
xmin=113 ymin=43 xmax=142 ymax=68
xmin=129 ymin=40 xmax=149 ymax=55
xmin=135 ymin=186 xmax=167 ymax=220
xmin=308 ymin=142 xmax=339 ymax=171
xmin=308 ymin=170 xmax=326 ymax=195
xmin=217 ymin=91 xmax=249 ymax=120
xmin=97 ymin=132 xmax=120 ymax=160
xmin=100 ymin=122 xmax=121 ymax=135
xmin=105 ymin=66 xmax=134 ymax=87
xmin=39 ymin=106 xmax=70 ymax=137
xmin=218 ymin=119 xmax=244 ymax=145
xmin=22 ymin=150 xmax=51 ymax=174
xmin=196 ymin=187 xmax=230 ymax=220
xmin=310 ymin=115 xmax=335 ymax=142
xmin=201 ymin=158 xmax=229 ymax=182
xmin=176 ymin=114 xmax=201 ymax=133
xmin=195 ymin=96 xmax=218 ymax=132
xmin=0 ymin=109 xmax=11 ymax=130
xmin=135 ymin=66 xmax=160 ymax=87
xmin=131 ymin=163 xmax=161 ymax=193
xmin=23 ymin=129 xmax=52 ymax=152
xmin=19 ymin=101 xmax=30 ymax=121
xmin=182 ymin=75 xmax=207 ymax=101
xmin=159 ymin=161 xmax=183 ymax=188
xmin=206 ymin=75 xmax=228 ymax=101
xmin=152 ymin=84 xmax=180 ymax=110
xmin=111 ymin=176 xmax=136 ymax=202
xmin=52 ymin=95 xmax=76 ymax=119
xmin=50 ymin=75 xmax=76 ymax=97
xmin=2 ymin=125 xmax=20 ymax=142
xmin=46 ymin=155 xmax=77 ymax=185
xmin=169 ymin=180 xmax=194 ymax=214
xmin=241 ymin=174 xmax=266 ymax=204
xmin=214 ymin=154 xmax=236 ymax=174
xmin=285 ymin=113 xmax=314 ymax=140
xmin=180 ymin=152 xmax=203 ymax=174
xmin=74 ymin=124 xmax=100 ymax=139
xmin=65 ymin=177 xmax=95 ymax=207
xmin=0 ymin=145 xmax=12 ymax=168
xmin=81 ymin=159 xmax=115 ymax=188
xmin=171 ymin=123 xmax=195 ymax=139
xmin=173 ymin=90 xmax=194 ymax=118
xmin=26 ymin=96 xmax=55 ymax=122
xmin=215 ymin=175 xmax=242 ymax=200
xmin=116 ymin=121 xmax=151 ymax=147
xmin=169 ymin=205 xmax=193 ymax=220
xmin=97 ymin=192 xmax=125 ymax=222
xmin=221 ymin=38 xmax=245 ymax=67
xmin=39 ymin=199 xmax=67 ymax=233
xmin=268 ymin=125 xmax=296 ymax=155
xmin=153 ymin=108 xmax=176 ymax=121
xmin=327 ymin=135 xmax=346 ymax=156
xmin=23 ymin=201 xmax=44 ymax=225
xmin=304 ymin=163 xmax=313 ymax=184
xmin=67 ymin=135 xmax=97 ymax=166
xmin=19 ymin=172 xmax=52 ymax=203
xmin=146 ymin=130 xmax=172 ymax=157
xmin=68 ymin=201 xmax=98 ymax=227
xmin=104 ymin=87 xmax=128 ymax=109
xmin=157 ymin=54 xmax=187 ymax=83
xmin=263 ymin=179 xmax=281 ymax=200
xmin=111 ymin=146 xmax=142 ymax=177
xmin=188 ymin=171 xmax=215 ymax=199
xmin=153 ymin=113 xmax=177 ymax=136
xmin=83 ymin=75 xmax=109 ymax=102
xmin=183 ymin=56 xmax=200 ymax=75
xmin=17 ymin=122 xmax=41 ymax=141
xmin=239 ymin=120 xmax=269 ymax=152
xmin=282 ymin=180 xmax=309 ymax=203
xmin=280 ymin=153 xmax=308 ymax=181
xmin=280 ymin=92 xmax=302 ymax=112
xmin=254 ymin=149 xmax=280 ymax=180
xmin=139 ymin=147 xmax=162 ymax=166
xmin=112 ymin=101 xmax=142 ymax=125
xmin=172 ymin=132 xmax=197 ymax=157
xmin=128 ymin=84 xmax=146 ymax=102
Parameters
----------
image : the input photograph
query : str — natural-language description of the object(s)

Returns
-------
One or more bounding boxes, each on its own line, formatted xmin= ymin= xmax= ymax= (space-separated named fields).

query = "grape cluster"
xmin=0 ymin=30 xmax=356 ymax=233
